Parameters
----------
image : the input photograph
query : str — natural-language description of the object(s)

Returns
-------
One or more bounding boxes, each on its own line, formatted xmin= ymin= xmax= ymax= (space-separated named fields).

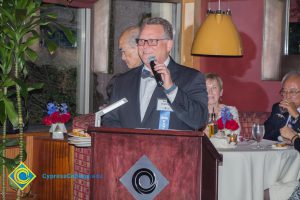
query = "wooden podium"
xmin=89 ymin=127 xmax=222 ymax=200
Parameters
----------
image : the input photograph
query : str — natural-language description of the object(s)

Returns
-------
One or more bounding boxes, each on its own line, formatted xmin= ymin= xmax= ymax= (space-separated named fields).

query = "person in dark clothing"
xmin=102 ymin=17 xmax=208 ymax=130
xmin=280 ymin=126 xmax=300 ymax=152
xmin=279 ymin=126 xmax=300 ymax=200
xmin=264 ymin=72 xmax=300 ymax=141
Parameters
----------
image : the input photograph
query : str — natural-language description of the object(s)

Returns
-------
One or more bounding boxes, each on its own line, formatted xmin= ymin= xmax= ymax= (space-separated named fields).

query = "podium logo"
xmin=132 ymin=168 xmax=156 ymax=194
xmin=8 ymin=162 xmax=36 ymax=190
xmin=120 ymin=155 xmax=169 ymax=200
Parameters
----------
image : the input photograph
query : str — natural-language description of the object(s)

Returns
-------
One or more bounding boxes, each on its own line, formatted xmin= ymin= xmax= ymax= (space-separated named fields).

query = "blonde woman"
xmin=205 ymin=73 xmax=241 ymax=136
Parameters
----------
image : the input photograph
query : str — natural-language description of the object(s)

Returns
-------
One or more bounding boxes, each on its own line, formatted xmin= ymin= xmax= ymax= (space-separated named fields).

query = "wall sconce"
xmin=191 ymin=1 xmax=243 ymax=56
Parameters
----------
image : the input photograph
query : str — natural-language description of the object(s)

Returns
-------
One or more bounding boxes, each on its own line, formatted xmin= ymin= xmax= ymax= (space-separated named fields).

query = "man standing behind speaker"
xmin=102 ymin=17 xmax=208 ymax=131
xmin=119 ymin=25 xmax=142 ymax=69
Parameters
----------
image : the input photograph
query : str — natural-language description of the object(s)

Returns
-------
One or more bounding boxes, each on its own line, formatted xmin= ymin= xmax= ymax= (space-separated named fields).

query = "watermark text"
xmin=42 ymin=173 xmax=103 ymax=180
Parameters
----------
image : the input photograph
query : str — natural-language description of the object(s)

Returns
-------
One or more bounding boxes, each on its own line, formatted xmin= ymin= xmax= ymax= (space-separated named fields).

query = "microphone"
xmin=94 ymin=98 xmax=128 ymax=127
xmin=149 ymin=56 xmax=163 ymax=87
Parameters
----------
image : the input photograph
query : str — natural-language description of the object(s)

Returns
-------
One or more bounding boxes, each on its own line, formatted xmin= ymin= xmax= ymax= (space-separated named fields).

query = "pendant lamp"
xmin=191 ymin=2 xmax=243 ymax=56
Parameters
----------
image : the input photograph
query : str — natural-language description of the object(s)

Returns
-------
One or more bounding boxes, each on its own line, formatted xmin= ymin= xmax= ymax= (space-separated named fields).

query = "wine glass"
xmin=252 ymin=123 xmax=265 ymax=149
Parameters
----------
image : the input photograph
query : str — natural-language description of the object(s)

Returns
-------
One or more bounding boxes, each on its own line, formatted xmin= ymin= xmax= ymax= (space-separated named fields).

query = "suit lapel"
xmin=130 ymin=67 xmax=143 ymax=124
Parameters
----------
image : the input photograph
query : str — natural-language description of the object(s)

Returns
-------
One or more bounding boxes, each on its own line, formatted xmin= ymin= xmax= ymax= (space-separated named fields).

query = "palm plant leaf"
xmin=2 ymin=97 xmax=18 ymax=127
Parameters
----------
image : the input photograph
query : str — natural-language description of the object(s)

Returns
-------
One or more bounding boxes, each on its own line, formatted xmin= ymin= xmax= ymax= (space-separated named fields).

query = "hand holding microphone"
xmin=149 ymin=56 xmax=164 ymax=87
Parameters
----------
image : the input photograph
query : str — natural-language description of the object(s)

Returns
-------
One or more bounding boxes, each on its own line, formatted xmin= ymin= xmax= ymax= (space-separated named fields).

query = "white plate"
xmin=271 ymin=144 xmax=288 ymax=149
xmin=74 ymin=143 xmax=91 ymax=147
xmin=68 ymin=137 xmax=91 ymax=142
xmin=68 ymin=133 xmax=90 ymax=138
xmin=68 ymin=139 xmax=91 ymax=144
xmin=69 ymin=141 xmax=91 ymax=145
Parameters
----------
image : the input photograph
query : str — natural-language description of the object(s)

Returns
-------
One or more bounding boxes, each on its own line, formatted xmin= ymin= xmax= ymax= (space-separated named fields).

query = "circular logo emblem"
xmin=14 ymin=167 xmax=31 ymax=185
xmin=132 ymin=168 xmax=157 ymax=194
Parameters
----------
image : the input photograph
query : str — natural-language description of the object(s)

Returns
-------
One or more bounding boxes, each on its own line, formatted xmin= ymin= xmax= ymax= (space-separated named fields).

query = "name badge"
xmin=157 ymin=99 xmax=173 ymax=112
xmin=158 ymin=111 xmax=170 ymax=130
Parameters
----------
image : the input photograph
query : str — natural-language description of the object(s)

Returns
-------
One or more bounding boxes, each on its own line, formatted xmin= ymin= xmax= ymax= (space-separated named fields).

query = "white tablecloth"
xmin=217 ymin=140 xmax=300 ymax=200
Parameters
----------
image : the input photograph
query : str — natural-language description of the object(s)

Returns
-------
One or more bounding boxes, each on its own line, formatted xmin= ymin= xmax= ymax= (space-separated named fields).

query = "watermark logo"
xmin=8 ymin=162 xmax=36 ymax=190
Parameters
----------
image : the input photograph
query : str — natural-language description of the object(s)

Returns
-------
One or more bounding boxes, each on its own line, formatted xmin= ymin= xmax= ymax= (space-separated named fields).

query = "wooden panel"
xmin=90 ymin=127 xmax=222 ymax=200
xmin=179 ymin=0 xmax=202 ymax=69
xmin=0 ymin=133 xmax=74 ymax=199
xmin=0 ymin=133 xmax=48 ymax=194
xmin=30 ymin=135 xmax=74 ymax=200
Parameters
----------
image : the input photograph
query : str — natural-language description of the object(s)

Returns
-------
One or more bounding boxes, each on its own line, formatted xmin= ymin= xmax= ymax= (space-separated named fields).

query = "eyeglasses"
xmin=279 ymin=89 xmax=300 ymax=97
xmin=136 ymin=38 xmax=169 ymax=46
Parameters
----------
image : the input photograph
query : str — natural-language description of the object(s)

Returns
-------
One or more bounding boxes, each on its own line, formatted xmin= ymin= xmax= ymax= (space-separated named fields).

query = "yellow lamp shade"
xmin=191 ymin=13 xmax=243 ymax=56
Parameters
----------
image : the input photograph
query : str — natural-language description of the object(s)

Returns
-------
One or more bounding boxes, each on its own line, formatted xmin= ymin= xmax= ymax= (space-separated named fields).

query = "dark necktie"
xmin=141 ymin=69 xmax=153 ymax=79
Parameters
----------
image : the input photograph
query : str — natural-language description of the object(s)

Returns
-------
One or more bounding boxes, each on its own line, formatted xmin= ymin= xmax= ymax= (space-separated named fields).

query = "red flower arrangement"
xmin=42 ymin=102 xmax=71 ymax=126
xmin=216 ymin=106 xmax=239 ymax=134
xmin=217 ymin=118 xmax=239 ymax=131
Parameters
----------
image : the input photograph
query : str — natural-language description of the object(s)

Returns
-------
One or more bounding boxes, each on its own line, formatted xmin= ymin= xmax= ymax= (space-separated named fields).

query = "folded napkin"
xmin=210 ymin=137 xmax=237 ymax=149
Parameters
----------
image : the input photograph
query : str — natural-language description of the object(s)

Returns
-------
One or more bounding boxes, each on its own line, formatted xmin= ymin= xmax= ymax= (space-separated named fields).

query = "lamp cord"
xmin=226 ymin=0 xmax=230 ymax=10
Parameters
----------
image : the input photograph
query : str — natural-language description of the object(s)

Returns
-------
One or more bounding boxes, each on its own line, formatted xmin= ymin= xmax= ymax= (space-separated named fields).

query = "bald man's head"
xmin=119 ymin=26 xmax=142 ymax=68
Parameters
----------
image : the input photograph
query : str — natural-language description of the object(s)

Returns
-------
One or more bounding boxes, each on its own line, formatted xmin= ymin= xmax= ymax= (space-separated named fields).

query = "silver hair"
xmin=281 ymin=71 xmax=300 ymax=85
xmin=119 ymin=26 xmax=140 ymax=48
xmin=140 ymin=17 xmax=173 ymax=40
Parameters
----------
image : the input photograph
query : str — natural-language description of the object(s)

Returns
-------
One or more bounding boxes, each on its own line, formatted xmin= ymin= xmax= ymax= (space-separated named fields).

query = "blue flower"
xmin=46 ymin=102 xmax=68 ymax=116
xmin=221 ymin=106 xmax=233 ymax=126
xmin=59 ymin=103 xmax=68 ymax=114
xmin=47 ymin=103 xmax=58 ymax=115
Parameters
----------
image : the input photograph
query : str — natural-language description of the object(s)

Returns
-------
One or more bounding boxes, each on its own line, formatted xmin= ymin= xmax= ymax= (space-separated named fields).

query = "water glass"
xmin=252 ymin=123 xmax=265 ymax=149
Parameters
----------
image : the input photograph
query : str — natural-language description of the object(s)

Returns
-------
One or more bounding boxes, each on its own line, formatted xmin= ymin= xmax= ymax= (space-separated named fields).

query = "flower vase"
xmin=49 ymin=123 xmax=66 ymax=139
xmin=222 ymin=129 xmax=232 ymax=136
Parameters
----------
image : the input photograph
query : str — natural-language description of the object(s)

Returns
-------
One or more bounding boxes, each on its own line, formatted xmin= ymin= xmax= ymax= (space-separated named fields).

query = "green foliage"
xmin=0 ymin=0 xmax=75 ymax=197
xmin=0 ymin=0 xmax=76 ymax=128
xmin=27 ymin=62 xmax=77 ymax=124
xmin=0 ymin=139 xmax=27 ymax=190
xmin=0 ymin=77 xmax=18 ymax=127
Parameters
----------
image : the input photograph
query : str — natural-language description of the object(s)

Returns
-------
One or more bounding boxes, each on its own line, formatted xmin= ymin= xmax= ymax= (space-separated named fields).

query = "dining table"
xmin=217 ymin=139 xmax=300 ymax=200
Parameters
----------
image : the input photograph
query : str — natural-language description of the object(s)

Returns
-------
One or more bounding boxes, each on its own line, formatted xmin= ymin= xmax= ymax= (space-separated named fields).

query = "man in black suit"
xmin=102 ymin=17 xmax=208 ymax=130
xmin=264 ymin=72 xmax=300 ymax=141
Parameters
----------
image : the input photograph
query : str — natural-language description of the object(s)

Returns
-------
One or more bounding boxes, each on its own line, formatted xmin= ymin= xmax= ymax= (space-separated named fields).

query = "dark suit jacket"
xmin=295 ymin=138 xmax=300 ymax=153
xmin=264 ymin=103 xmax=300 ymax=141
xmin=102 ymin=58 xmax=208 ymax=130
